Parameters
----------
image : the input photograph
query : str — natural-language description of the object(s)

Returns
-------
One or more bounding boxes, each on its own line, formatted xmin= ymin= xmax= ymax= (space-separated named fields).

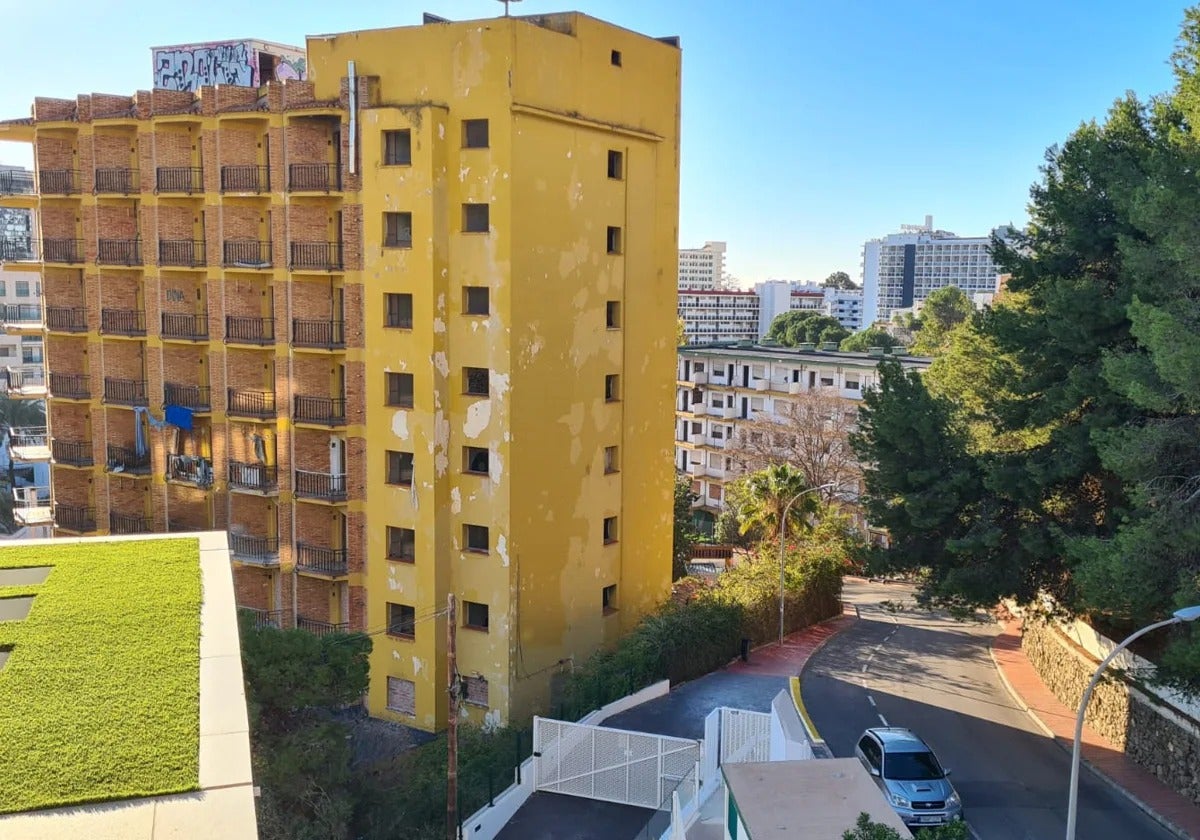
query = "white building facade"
xmin=753 ymin=280 xmax=863 ymax=336
xmin=678 ymin=290 xmax=759 ymax=344
xmin=678 ymin=241 xmax=728 ymax=291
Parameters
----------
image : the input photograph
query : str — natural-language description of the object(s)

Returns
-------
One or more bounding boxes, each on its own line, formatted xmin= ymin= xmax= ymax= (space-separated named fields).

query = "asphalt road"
xmin=802 ymin=579 xmax=1175 ymax=840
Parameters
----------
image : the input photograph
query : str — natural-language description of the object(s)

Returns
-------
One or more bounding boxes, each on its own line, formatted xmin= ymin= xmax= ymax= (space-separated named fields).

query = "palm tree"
xmin=727 ymin=463 xmax=820 ymax=541
xmin=0 ymin=395 xmax=45 ymax=430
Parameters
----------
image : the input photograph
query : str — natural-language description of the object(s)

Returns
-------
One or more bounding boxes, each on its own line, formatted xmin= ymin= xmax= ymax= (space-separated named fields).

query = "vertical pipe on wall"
xmin=347 ymin=61 xmax=357 ymax=175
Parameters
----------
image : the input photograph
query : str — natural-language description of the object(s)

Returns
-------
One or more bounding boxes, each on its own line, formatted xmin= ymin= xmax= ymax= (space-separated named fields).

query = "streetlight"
xmin=1065 ymin=604 xmax=1200 ymax=840
xmin=779 ymin=482 xmax=836 ymax=647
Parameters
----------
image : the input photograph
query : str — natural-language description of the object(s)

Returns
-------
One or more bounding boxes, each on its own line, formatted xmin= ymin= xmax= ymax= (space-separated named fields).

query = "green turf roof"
xmin=0 ymin=538 xmax=202 ymax=814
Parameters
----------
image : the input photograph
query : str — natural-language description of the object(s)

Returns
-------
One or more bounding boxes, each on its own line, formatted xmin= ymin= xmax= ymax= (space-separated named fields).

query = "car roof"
xmin=866 ymin=727 xmax=932 ymax=753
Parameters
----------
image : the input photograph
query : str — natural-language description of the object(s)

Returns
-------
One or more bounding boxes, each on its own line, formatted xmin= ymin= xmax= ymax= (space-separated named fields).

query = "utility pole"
xmin=446 ymin=593 xmax=459 ymax=840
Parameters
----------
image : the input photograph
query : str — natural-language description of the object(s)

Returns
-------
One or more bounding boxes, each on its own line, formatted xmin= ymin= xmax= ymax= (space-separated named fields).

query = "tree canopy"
xmin=823 ymin=270 xmax=859 ymax=290
xmin=725 ymin=463 xmax=821 ymax=541
xmin=767 ymin=310 xmax=850 ymax=347
xmin=909 ymin=286 xmax=975 ymax=355
xmin=839 ymin=327 xmax=904 ymax=353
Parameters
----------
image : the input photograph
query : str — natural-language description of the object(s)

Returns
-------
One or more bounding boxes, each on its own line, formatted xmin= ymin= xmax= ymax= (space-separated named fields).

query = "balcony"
xmin=0 ymin=238 xmax=37 ymax=262
xmin=167 ymin=454 xmax=214 ymax=488
xmin=1 ymin=304 xmax=44 ymax=329
xmin=225 ymin=315 xmax=274 ymax=345
xmin=49 ymin=372 xmax=90 ymax=399
xmin=94 ymin=168 xmax=138 ymax=195
xmin=222 ymin=239 xmax=272 ymax=269
xmin=296 ymin=543 xmax=349 ymax=577
xmin=220 ymin=165 xmax=269 ymax=193
xmin=103 ymin=377 xmax=148 ymax=406
xmin=52 ymin=438 xmax=93 ymax=467
xmin=156 ymin=166 xmax=203 ymax=194
xmin=240 ymin=607 xmax=283 ymax=629
xmin=42 ymin=238 xmax=83 ymax=264
xmin=227 ymin=388 xmax=276 ymax=419
xmin=100 ymin=308 xmax=146 ymax=336
xmin=294 ymin=394 xmax=345 ymax=425
xmin=287 ymin=163 xmax=340 ymax=193
xmin=12 ymin=486 xmax=52 ymax=526
xmin=3 ymin=366 xmax=46 ymax=398
xmin=39 ymin=170 xmax=80 ymax=195
xmin=228 ymin=461 xmax=278 ymax=494
xmin=107 ymin=444 xmax=151 ymax=475
xmin=0 ymin=169 xmax=34 ymax=195
xmin=750 ymin=379 xmax=769 ymax=392
xmin=163 ymin=382 xmax=211 ymax=411
xmin=297 ymin=616 xmax=349 ymax=636
xmin=158 ymin=239 xmax=206 ymax=268
xmin=687 ymin=371 xmax=710 ymax=386
xmin=97 ymin=238 xmax=143 ymax=266
xmin=161 ymin=312 xmax=209 ymax=341
xmin=229 ymin=534 xmax=280 ymax=567
xmin=292 ymin=319 xmax=344 ymax=349
xmin=294 ymin=469 xmax=347 ymax=502
xmin=110 ymin=511 xmax=152 ymax=534
xmin=55 ymin=503 xmax=97 ymax=533
xmin=8 ymin=427 xmax=50 ymax=462
xmin=289 ymin=241 xmax=344 ymax=271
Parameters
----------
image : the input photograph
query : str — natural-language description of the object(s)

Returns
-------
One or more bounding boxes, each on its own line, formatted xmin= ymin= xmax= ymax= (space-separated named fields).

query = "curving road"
xmin=801 ymin=579 xmax=1174 ymax=840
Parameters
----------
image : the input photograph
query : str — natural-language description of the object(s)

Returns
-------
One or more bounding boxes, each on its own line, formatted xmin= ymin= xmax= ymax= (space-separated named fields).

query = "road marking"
xmin=861 ymin=663 xmax=869 ymax=673
xmin=867 ymin=695 xmax=876 ymax=707
xmin=877 ymin=713 xmax=889 ymax=726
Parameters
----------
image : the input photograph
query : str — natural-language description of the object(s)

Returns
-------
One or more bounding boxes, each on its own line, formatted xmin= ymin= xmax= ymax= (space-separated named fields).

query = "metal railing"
xmin=220 ymin=165 xmax=270 ymax=193
xmin=0 ymin=238 xmax=37 ymax=261
xmin=228 ymin=461 xmax=278 ymax=493
xmin=94 ymin=167 xmax=138 ymax=194
xmin=229 ymin=535 xmax=280 ymax=565
xmin=103 ymin=377 xmax=148 ymax=406
xmin=3 ymin=366 xmax=46 ymax=394
xmin=241 ymin=606 xmax=284 ymax=629
xmin=289 ymin=241 xmax=344 ymax=271
xmin=294 ymin=394 xmax=346 ymax=425
xmin=110 ymin=511 xmax=152 ymax=534
xmin=156 ymin=166 xmax=204 ymax=194
xmin=55 ymin=504 xmax=97 ymax=532
xmin=42 ymin=238 xmax=84 ymax=264
xmin=49 ymin=372 xmax=90 ymax=399
xmin=297 ymin=616 xmax=350 ymax=636
xmin=8 ymin=426 xmax=49 ymax=451
xmin=46 ymin=306 xmax=88 ymax=332
xmin=100 ymin=308 xmax=146 ymax=336
xmin=167 ymin=454 xmax=213 ymax=487
xmin=292 ymin=318 xmax=344 ymax=348
xmin=2 ymin=304 xmax=43 ymax=325
xmin=225 ymin=315 xmax=274 ymax=344
xmin=158 ymin=239 xmax=206 ymax=267
xmin=288 ymin=162 xmax=341 ymax=192
xmin=107 ymin=444 xmax=151 ymax=474
xmin=294 ymin=469 xmax=347 ymax=502
xmin=163 ymin=382 xmax=211 ymax=410
xmin=161 ymin=312 xmax=209 ymax=340
xmin=97 ymin=238 xmax=142 ymax=266
xmin=39 ymin=169 xmax=80 ymax=195
xmin=227 ymin=388 xmax=276 ymax=419
xmin=52 ymin=439 xmax=93 ymax=467
xmin=222 ymin=239 xmax=272 ymax=268
xmin=0 ymin=169 xmax=35 ymax=195
xmin=296 ymin=543 xmax=349 ymax=576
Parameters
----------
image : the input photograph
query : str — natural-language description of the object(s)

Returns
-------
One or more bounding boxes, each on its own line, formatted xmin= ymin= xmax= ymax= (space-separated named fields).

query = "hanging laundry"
xmin=164 ymin=404 xmax=194 ymax=431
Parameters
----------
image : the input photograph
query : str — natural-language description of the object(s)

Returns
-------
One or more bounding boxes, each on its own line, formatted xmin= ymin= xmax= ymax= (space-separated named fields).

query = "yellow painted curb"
xmin=790 ymin=676 xmax=823 ymax=744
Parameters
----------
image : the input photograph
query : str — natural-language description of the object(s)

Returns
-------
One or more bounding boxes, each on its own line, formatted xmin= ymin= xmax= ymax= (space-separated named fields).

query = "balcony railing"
xmin=220 ymin=165 xmax=269 ymax=193
xmin=167 ymin=454 xmax=214 ymax=487
xmin=163 ymin=382 xmax=211 ymax=410
xmin=0 ymin=169 xmax=34 ymax=195
xmin=94 ymin=168 xmax=138 ymax=195
xmin=2 ymin=304 xmax=44 ymax=326
xmin=156 ymin=166 xmax=204 ymax=194
xmin=158 ymin=239 xmax=206 ymax=267
xmin=49 ymin=372 xmax=90 ymax=399
xmin=296 ymin=543 xmax=349 ymax=576
xmin=297 ymin=616 xmax=349 ymax=636
xmin=292 ymin=319 xmax=344 ymax=349
xmin=103 ymin=377 xmax=148 ymax=406
xmin=294 ymin=395 xmax=346 ymax=425
xmin=241 ymin=607 xmax=284 ymax=629
xmin=52 ymin=439 xmax=94 ymax=467
xmin=228 ymin=461 xmax=278 ymax=493
xmin=39 ymin=170 xmax=80 ymax=195
xmin=46 ymin=306 xmax=88 ymax=332
xmin=229 ymin=534 xmax=280 ymax=566
xmin=42 ymin=238 xmax=83 ymax=264
xmin=55 ymin=504 xmax=97 ymax=533
xmin=8 ymin=426 xmax=49 ymax=453
xmin=3 ymin=366 xmax=46 ymax=396
xmin=161 ymin=312 xmax=209 ymax=340
xmin=227 ymin=388 xmax=276 ymax=419
xmin=222 ymin=239 xmax=272 ymax=268
xmin=0 ymin=238 xmax=37 ymax=261
xmin=288 ymin=163 xmax=341 ymax=192
xmin=100 ymin=308 xmax=146 ymax=336
xmin=289 ymin=241 xmax=344 ymax=271
xmin=106 ymin=444 xmax=151 ymax=475
xmin=110 ymin=511 xmax=152 ymax=534
xmin=225 ymin=315 xmax=274 ymax=344
xmin=294 ymin=470 xmax=347 ymax=502
xmin=97 ymin=238 xmax=143 ymax=266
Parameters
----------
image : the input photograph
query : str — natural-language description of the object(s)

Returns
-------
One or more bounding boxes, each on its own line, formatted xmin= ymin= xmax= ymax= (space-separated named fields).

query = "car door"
xmin=855 ymin=734 xmax=884 ymax=793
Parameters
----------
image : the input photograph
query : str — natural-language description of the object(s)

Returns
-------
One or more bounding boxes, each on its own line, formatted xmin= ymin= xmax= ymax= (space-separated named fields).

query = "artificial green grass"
xmin=0 ymin=538 xmax=202 ymax=814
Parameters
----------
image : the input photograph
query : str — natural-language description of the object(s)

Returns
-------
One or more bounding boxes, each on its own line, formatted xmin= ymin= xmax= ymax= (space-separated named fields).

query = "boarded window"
xmin=464 ymin=675 xmax=489 ymax=707
xmin=387 ymin=676 xmax=415 ymax=715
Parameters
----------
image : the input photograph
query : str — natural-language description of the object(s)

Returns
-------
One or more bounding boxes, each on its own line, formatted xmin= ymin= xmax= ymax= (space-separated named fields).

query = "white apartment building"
xmin=861 ymin=215 xmax=1009 ymax=325
xmin=678 ymin=240 xmax=728 ymax=290
xmin=753 ymin=280 xmax=863 ymax=335
xmin=678 ymin=290 xmax=759 ymax=344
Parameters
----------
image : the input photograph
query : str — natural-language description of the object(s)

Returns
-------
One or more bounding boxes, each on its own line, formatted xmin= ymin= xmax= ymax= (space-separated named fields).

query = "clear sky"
xmin=0 ymin=0 xmax=1189 ymax=285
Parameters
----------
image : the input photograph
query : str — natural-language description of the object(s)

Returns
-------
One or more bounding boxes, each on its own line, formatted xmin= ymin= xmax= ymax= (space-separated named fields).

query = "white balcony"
xmin=719 ymin=404 xmax=737 ymax=419
xmin=7 ymin=427 xmax=51 ymax=462
xmin=751 ymin=379 xmax=769 ymax=392
xmin=13 ymin=486 xmax=53 ymax=526
xmin=689 ymin=402 xmax=709 ymax=416
xmin=788 ymin=381 xmax=804 ymax=395
xmin=686 ymin=462 xmax=707 ymax=478
xmin=689 ymin=371 xmax=709 ymax=385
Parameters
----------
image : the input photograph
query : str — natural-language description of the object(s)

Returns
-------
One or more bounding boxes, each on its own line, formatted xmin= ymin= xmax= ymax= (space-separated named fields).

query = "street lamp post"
xmin=778 ymin=482 xmax=836 ymax=647
xmin=1065 ymin=604 xmax=1200 ymax=840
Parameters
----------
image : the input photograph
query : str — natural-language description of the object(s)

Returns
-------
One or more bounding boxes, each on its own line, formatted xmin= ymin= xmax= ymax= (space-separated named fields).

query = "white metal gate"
xmin=533 ymin=716 xmax=700 ymax=809
xmin=718 ymin=707 xmax=771 ymax=765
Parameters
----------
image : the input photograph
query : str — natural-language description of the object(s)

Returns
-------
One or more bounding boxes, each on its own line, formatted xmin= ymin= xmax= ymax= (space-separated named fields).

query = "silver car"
xmin=855 ymin=727 xmax=964 ymax=828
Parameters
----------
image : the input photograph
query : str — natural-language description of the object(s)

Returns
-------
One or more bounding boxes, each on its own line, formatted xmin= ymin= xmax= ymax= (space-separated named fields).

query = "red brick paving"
xmin=993 ymin=619 xmax=1200 ymax=839
xmin=727 ymin=603 xmax=858 ymax=678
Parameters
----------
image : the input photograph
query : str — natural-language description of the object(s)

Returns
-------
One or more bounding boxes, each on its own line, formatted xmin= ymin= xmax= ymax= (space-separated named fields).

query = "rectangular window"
xmin=463 ymin=366 xmax=489 ymax=396
xmin=611 ymin=49 xmax=622 ymax=67
xmin=387 ymin=602 xmax=416 ymax=639
xmin=607 ymin=150 xmax=623 ymax=180
xmin=385 ymin=293 xmax=413 ymax=329
xmin=386 ymin=676 xmax=415 ymax=715
xmin=464 ymin=600 xmax=489 ymax=631
xmin=464 ymin=675 xmax=489 ymax=707
xmin=387 ymin=526 xmax=416 ymax=562
xmin=820 ymin=376 xmax=835 ymax=387
xmin=464 ymin=286 xmax=490 ymax=316
xmin=384 ymin=212 xmax=413 ymax=248
xmin=383 ymin=130 xmax=412 ymax=166
xmin=385 ymin=372 xmax=414 ymax=407
xmin=463 ymin=119 xmax=489 ymax=149
xmin=464 ymin=524 xmax=489 ymax=553
xmin=463 ymin=446 xmax=489 ymax=475
xmin=0 ymin=283 xmax=6 ymax=297
xmin=602 ymin=584 xmax=617 ymax=613
xmin=604 ymin=446 xmax=619 ymax=474
xmin=606 ymin=300 xmax=621 ymax=329
xmin=603 ymin=515 xmax=618 ymax=544
xmin=462 ymin=203 xmax=490 ymax=233
xmin=605 ymin=374 xmax=620 ymax=402
xmin=845 ymin=379 xmax=860 ymax=390
xmin=14 ymin=281 xmax=29 ymax=298
xmin=606 ymin=226 xmax=622 ymax=254
xmin=0 ymin=347 xmax=12 ymax=357
xmin=386 ymin=450 xmax=414 ymax=486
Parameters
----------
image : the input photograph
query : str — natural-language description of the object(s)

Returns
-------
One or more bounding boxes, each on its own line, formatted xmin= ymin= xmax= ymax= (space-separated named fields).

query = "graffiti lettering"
xmin=154 ymin=43 xmax=256 ymax=92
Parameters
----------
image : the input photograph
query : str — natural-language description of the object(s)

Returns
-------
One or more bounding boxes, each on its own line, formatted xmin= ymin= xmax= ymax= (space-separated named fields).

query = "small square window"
xmin=611 ymin=49 xmax=622 ymax=67
xmin=383 ymin=130 xmax=412 ymax=166
xmin=463 ymin=119 xmax=489 ymax=149
xmin=464 ymin=600 xmax=489 ymax=631
xmin=463 ymin=203 xmax=490 ymax=233
xmin=386 ymin=676 xmax=415 ymax=715
xmin=463 ymin=674 xmax=489 ymax=707
xmin=464 ymin=286 xmax=490 ymax=316
xmin=464 ymin=524 xmax=489 ymax=553
xmin=604 ymin=446 xmax=619 ymax=474
xmin=603 ymin=516 xmax=618 ymax=544
xmin=385 ymin=293 xmax=413 ymax=329
xmin=387 ymin=526 xmax=415 ymax=562
xmin=606 ymin=300 xmax=621 ymax=329
xmin=386 ymin=450 xmax=414 ymax=486
xmin=845 ymin=380 xmax=861 ymax=390
xmin=607 ymin=150 xmax=623 ymax=180
xmin=14 ymin=281 xmax=30 ymax=298
xmin=463 ymin=446 xmax=489 ymax=475
xmin=605 ymin=374 xmax=620 ymax=402
xmin=386 ymin=372 xmax=414 ymax=407
xmin=387 ymin=602 xmax=415 ymax=638
xmin=384 ymin=212 xmax=413 ymax=248
xmin=464 ymin=367 xmax=489 ymax=397
xmin=602 ymin=584 xmax=617 ymax=613
xmin=606 ymin=226 xmax=622 ymax=254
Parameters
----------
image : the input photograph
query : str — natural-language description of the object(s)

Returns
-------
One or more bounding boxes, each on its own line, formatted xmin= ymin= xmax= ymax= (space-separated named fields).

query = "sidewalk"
xmin=991 ymin=619 xmax=1200 ymax=840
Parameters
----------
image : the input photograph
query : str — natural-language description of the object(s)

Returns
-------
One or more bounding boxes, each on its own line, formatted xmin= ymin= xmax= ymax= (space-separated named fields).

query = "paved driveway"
xmin=494 ymin=792 xmax=653 ymax=840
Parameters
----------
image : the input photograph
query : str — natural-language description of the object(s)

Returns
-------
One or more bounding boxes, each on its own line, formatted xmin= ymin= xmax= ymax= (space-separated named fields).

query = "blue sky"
xmin=0 ymin=0 xmax=1189 ymax=284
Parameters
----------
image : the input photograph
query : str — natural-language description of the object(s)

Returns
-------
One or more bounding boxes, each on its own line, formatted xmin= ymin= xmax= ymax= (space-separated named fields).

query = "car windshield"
xmin=884 ymin=750 xmax=944 ymax=781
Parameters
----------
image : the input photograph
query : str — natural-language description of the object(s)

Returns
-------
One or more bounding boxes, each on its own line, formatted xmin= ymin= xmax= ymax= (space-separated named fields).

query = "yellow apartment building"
xmin=0 ymin=11 xmax=681 ymax=731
